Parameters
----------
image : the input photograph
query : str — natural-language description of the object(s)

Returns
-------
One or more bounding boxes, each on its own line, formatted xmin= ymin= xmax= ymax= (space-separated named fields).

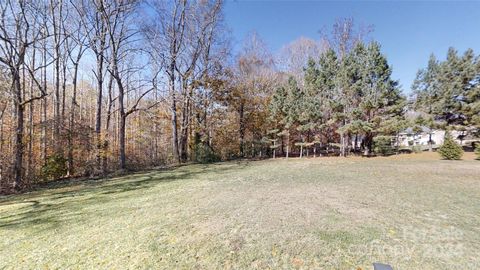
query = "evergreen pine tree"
xmin=350 ymin=42 xmax=406 ymax=155
xmin=412 ymin=54 xmax=441 ymax=119
xmin=438 ymin=131 xmax=464 ymax=160
xmin=269 ymin=77 xmax=303 ymax=158
xmin=317 ymin=49 xmax=339 ymax=148
xmin=413 ymin=48 xmax=479 ymax=130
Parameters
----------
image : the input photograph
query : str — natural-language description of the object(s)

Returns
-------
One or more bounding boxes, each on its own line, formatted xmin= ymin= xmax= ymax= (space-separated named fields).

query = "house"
xmin=397 ymin=127 xmax=474 ymax=149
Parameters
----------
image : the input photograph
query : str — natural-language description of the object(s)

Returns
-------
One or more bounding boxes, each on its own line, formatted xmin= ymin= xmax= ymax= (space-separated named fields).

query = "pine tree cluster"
xmin=269 ymin=42 xmax=406 ymax=155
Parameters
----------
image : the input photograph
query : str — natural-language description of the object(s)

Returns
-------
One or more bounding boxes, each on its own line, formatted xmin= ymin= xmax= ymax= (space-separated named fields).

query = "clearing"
xmin=1 ymin=153 xmax=479 ymax=269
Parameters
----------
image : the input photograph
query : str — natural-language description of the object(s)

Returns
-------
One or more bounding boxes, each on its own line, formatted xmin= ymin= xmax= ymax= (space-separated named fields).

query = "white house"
xmin=397 ymin=127 xmax=471 ymax=149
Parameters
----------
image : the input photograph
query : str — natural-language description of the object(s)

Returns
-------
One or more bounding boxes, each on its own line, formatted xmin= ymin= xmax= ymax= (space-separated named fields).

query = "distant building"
xmin=397 ymin=127 xmax=476 ymax=149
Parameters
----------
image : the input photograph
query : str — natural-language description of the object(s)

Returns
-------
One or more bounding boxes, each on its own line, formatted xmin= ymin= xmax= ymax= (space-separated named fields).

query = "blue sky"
xmin=223 ymin=0 xmax=480 ymax=94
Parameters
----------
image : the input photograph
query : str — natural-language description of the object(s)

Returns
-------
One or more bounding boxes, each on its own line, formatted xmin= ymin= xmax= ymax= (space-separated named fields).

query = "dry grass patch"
xmin=1 ymin=153 xmax=479 ymax=269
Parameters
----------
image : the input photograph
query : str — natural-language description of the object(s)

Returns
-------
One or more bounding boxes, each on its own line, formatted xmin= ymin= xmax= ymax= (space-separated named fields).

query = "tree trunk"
xmin=153 ymin=79 xmax=160 ymax=164
xmin=179 ymin=85 xmax=190 ymax=162
xmin=67 ymin=61 xmax=80 ymax=176
xmin=169 ymin=66 xmax=180 ymax=163
xmin=286 ymin=133 xmax=289 ymax=159
xmin=53 ymin=39 xmax=61 ymax=153
xmin=171 ymin=92 xmax=180 ymax=163
xmin=363 ymin=133 xmax=373 ymax=156
xmin=117 ymin=75 xmax=127 ymax=170
xmin=51 ymin=0 xmax=63 ymax=152
xmin=0 ymin=107 xmax=5 ymax=185
xmin=119 ymin=115 xmax=126 ymax=170
xmin=27 ymin=74 xmax=34 ymax=178
xmin=95 ymin=53 xmax=104 ymax=172
xmin=61 ymin=57 xmax=67 ymax=127
xmin=104 ymin=74 xmax=114 ymax=172
xmin=12 ymin=70 xmax=24 ymax=189
xmin=239 ymin=102 xmax=245 ymax=157
xmin=354 ymin=134 xmax=358 ymax=153
xmin=273 ymin=141 xmax=276 ymax=159
xmin=41 ymin=38 xmax=48 ymax=166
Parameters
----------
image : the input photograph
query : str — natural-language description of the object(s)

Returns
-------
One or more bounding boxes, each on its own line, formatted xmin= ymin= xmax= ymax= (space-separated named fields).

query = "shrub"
xmin=41 ymin=154 xmax=68 ymax=180
xmin=194 ymin=143 xmax=220 ymax=164
xmin=373 ymin=136 xmax=394 ymax=156
xmin=438 ymin=132 xmax=463 ymax=160
xmin=412 ymin=145 xmax=423 ymax=153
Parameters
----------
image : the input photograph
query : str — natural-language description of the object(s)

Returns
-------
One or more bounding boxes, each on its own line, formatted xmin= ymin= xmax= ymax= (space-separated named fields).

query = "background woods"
xmin=0 ymin=1 xmax=479 ymax=192
xmin=0 ymin=0 xmax=231 ymax=191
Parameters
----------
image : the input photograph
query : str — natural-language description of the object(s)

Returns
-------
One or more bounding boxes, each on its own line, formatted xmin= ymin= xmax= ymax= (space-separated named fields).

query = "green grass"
xmin=1 ymin=153 xmax=479 ymax=269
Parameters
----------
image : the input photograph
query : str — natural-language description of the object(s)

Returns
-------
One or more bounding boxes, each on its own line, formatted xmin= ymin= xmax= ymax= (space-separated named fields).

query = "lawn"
xmin=1 ymin=153 xmax=479 ymax=269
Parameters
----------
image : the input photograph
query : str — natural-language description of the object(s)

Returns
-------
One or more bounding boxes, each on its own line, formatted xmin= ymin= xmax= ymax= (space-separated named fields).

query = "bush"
xmin=41 ymin=154 xmax=68 ymax=180
xmin=412 ymin=145 xmax=423 ymax=153
xmin=194 ymin=143 xmax=220 ymax=164
xmin=373 ymin=136 xmax=394 ymax=156
xmin=438 ymin=132 xmax=463 ymax=160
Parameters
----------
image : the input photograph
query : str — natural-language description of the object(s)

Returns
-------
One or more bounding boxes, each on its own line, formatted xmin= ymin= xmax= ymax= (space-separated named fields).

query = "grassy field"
xmin=1 ymin=152 xmax=479 ymax=269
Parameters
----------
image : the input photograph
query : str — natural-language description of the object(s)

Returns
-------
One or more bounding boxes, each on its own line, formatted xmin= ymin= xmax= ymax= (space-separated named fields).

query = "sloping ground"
xmin=1 ymin=153 xmax=479 ymax=269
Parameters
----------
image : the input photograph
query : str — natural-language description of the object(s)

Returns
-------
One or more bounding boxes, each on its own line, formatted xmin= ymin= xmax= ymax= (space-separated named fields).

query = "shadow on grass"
xmin=0 ymin=161 xmax=250 ymax=232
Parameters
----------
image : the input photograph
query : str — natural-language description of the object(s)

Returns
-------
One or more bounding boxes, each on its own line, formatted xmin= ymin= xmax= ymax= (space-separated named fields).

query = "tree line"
xmin=269 ymin=43 xmax=479 ymax=158
xmin=0 ymin=0 xmax=228 ymax=191
xmin=0 ymin=1 xmax=478 ymax=192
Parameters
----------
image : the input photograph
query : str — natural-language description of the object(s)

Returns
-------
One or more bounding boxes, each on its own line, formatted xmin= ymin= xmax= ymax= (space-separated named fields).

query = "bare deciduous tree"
xmin=0 ymin=0 xmax=47 ymax=189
